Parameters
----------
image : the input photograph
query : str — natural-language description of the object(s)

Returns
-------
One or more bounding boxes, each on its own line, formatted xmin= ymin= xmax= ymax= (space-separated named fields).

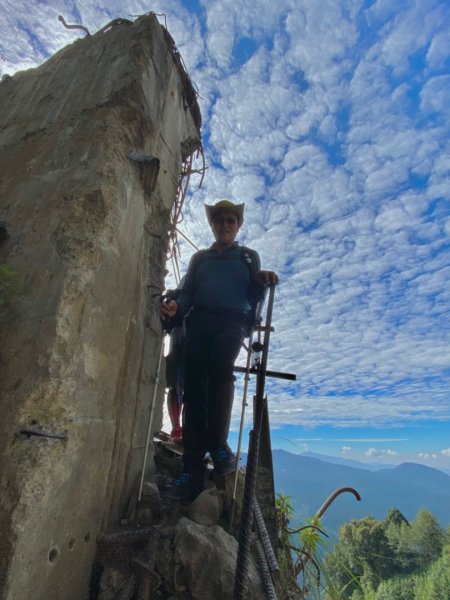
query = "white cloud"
xmin=365 ymin=448 xmax=398 ymax=458
xmin=375 ymin=1 xmax=447 ymax=76
xmin=366 ymin=448 xmax=379 ymax=457
xmin=418 ymin=452 xmax=438 ymax=460
xmin=342 ymin=446 xmax=352 ymax=453
xmin=441 ymin=449 xmax=450 ymax=457
xmin=426 ymin=30 xmax=450 ymax=70
xmin=420 ymin=75 xmax=450 ymax=117
xmin=334 ymin=438 xmax=408 ymax=443
xmin=2 ymin=0 xmax=449 ymax=433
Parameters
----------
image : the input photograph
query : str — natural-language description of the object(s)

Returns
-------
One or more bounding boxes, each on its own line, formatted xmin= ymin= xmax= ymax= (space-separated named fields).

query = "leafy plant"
xmin=276 ymin=493 xmax=302 ymax=597
xmin=275 ymin=492 xmax=349 ymax=599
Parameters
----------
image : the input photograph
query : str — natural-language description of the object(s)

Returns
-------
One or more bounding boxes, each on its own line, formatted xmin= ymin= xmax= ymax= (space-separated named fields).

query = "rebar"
xmin=255 ymin=536 xmax=278 ymax=600
xmin=315 ymin=486 xmax=361 ymax=519
xmin=234 ymin=284 xmax=276 ymax=600
xmin=98 ymin=527 xmax=154 ymax=545
xmin=175 ymin=227 xmax=200 ymax=251
xmin=57 ymin=15 xmax=90 ymax=36
xmin=19 ymin=429 xmax=67 ymax=441
xmin=254 ymin=498 xmax=279 ymax=574
xmin=234 ymin=428 xmax=261 ymax=599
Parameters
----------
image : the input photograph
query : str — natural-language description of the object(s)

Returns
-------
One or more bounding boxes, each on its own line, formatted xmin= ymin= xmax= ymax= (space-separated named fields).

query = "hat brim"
xmin=205 ymin=201 xmax=245 ymax=227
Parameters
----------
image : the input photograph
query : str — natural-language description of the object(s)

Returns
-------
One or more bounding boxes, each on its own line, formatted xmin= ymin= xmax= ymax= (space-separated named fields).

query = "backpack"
xmin=190 ymin=245 xmax=262 ymax=328
xmin=162 ymin=246 xmax=263 ymax=335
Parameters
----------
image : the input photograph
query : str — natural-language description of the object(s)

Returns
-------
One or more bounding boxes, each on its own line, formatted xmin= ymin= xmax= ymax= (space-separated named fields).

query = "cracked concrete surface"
xmin=0 ymin=14 xmax=200 ymax=600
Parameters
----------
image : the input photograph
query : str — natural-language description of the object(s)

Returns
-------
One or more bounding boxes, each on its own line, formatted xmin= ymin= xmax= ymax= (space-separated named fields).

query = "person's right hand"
xmin=160 ymin=299 xmax=178 ymax=320
xmin=254 ymin=270 xmax=280 ymax=286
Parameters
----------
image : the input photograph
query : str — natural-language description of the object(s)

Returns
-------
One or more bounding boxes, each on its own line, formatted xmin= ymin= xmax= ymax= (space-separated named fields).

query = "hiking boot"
xmin=209 ymin=445 xmax=238 ymax=476
xmin=163 ymin=467 xmax=205 ymax=504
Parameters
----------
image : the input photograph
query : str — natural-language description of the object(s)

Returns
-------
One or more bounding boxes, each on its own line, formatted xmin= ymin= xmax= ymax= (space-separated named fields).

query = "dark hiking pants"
xmin=182 ymin=309 xmax=246 ymax=469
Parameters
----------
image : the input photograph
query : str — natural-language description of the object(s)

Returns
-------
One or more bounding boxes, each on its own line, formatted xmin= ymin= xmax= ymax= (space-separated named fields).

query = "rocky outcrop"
xmin=96 ymin=515 xmax=266 ymax=600
xmin=0 ymin=14 xmax=200 ymax=600
xmin=161 ymin=517 xmax=264 ymax=600
xmin=94 ymin=445 xmax=267 ymax=600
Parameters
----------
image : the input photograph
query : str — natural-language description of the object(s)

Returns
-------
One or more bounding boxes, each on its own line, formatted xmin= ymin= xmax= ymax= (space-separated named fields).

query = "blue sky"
xmin=1 ymin=1 xmax=449 ymax=469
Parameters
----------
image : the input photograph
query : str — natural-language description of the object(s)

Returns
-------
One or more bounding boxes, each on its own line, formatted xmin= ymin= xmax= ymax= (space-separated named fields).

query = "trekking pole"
xmin=137 ymin=331 xmax=166 ymax=504
xmin=234 ymin=283 xmax=276 ymax=600
xmin=232 ymin=326 xmax=255 ymax=503
xmin=231 ymin=294 xmax=267 ymax=518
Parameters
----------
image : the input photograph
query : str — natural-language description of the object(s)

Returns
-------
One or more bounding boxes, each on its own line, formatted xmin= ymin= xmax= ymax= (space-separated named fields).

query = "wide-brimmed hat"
xmin=204 ymin=200 xmax=245 ymax=227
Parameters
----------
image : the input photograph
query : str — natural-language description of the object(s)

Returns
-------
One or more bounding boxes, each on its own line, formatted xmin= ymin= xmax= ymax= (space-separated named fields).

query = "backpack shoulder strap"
xmin=194 ymin=248 xmax=209 ymax=264
xmin=188 ymin=249 xmax=209 ymax=277
xmin=191 ymin=246 xmax=259 ymax=276
xmin=239 ymin=246 xmax=259 ymax=274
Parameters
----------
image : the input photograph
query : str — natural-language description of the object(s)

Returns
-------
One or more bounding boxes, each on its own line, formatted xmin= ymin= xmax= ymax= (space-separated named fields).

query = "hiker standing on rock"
xmin=160 ymin=200 xmax=279 ymax=501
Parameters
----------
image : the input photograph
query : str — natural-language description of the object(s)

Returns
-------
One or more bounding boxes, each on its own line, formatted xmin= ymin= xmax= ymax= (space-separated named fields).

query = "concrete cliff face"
xmin=0 ymin=15 xmax=200 ymax=600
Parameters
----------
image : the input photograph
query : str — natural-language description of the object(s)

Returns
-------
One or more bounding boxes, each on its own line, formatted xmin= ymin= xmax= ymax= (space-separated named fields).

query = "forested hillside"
xmin=272 ymin=450 xmax=450 ymax=535
xmin=324 ymin=507 xmax=450 ymax=599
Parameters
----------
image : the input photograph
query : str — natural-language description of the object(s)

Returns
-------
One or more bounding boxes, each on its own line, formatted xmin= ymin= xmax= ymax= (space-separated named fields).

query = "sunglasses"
xmin=213 ymin=217 xmax=238 ymax=225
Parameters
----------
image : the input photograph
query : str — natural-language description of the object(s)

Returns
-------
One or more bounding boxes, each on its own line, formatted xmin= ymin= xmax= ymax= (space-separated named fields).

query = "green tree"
xmin=375 ymin=576 xmax=415 ymax=600
xmin=384 ymin=508 xmax=409 ymax=528
xmin=410 ymin=508 xmax=444 ymax=563
xmin=414 ymin=554 xmax=450 ymax=600
xmin=325 ymin=545 xmax=358 ymax=599
xmin=384 ymin=511 xmax=416 ymax=574
xmin=325 ymin=508 xmax=447 ymax=600
xmin=325 ymin=516 xmax=395 ymax=598
xmin=444 ymin=524 xmax=450 ymax=548
xmin=428 ymin=554 xmax=450 ymax=600
xmin=340 ymin=517 xmax=395 ymax=581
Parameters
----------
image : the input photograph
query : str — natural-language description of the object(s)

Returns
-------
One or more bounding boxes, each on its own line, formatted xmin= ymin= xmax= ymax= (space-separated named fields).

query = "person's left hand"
xmin=160 ymin=299 xmax=178 ymax=319
xmin=254 ymin=270 xmax=280 ymax=286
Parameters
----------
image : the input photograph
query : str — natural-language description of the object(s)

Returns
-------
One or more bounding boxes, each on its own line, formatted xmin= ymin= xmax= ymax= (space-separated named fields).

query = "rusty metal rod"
xmin=58 ymin=15 xmax=90 ymax=36
xmin=98 ymin=527 xmax=154 ymax=545
xmin=19 ymin=429 xmax=67 ymax=441
xmin=315 ymin=486 xmax=361 ymax=519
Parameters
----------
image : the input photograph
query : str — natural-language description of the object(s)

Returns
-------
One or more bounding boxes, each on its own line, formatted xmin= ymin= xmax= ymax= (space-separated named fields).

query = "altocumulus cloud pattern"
xmin=1 ymin=0 xmax=449 ymax=437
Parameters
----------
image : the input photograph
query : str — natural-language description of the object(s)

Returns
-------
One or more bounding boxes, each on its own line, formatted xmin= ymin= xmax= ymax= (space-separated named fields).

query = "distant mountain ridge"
xmin=301 ymin=451 xmax=396 ymax=471
xmin=272 ymin=449 xmax=450 ymax=537
xmin=301 ymin=451 xmax=450 ymax=477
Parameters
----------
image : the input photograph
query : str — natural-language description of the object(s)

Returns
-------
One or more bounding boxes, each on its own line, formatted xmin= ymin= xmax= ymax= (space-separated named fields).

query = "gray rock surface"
xmin=0 ymin=14 xmax=200 ymax=600
xmin=170 ymin=517 xmax=265 ymax=600
xmin=93 ymin=462 xmax=269 ymax=599
xmin=187 ymin=488 xmax=223 ymax=526
xmin=98 ymin=568 xmax=136 ymax=600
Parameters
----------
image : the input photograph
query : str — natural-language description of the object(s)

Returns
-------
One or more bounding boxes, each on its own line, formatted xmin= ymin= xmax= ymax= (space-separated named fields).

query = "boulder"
xmin=171 ymin=517 xmax=265 ymax=600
